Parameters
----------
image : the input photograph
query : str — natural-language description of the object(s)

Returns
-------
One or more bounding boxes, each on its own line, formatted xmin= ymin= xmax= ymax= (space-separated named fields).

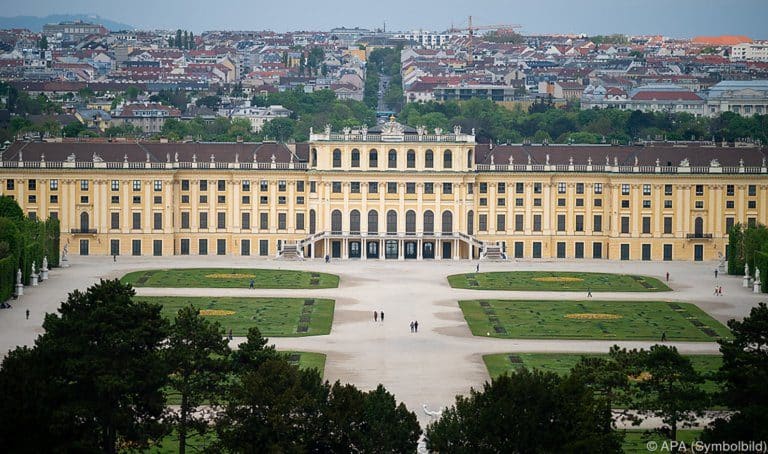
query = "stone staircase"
xmin=482 ymin=244 xmax=505 ymax=261
xmin=278 ymin=243 xmax=304 ymax=261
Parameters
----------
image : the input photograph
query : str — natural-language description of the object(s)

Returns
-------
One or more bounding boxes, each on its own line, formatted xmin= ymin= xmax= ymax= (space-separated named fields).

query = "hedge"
xmin=0 ymin=255 xmax=14 ymax=302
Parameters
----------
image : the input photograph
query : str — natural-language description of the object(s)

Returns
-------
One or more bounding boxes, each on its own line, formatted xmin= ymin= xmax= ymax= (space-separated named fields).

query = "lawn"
xmin=483 ymin=353 xmax=722 ymax=395
xmin=135 ymin=296 xmax=335 ymax=337
xmin=460 ymin=300 xmax=730 ymax=341
xmin=448 ymin=271 xmax=670 ymax=292
xmin=122 ymin=268 xmax=339 ymax=289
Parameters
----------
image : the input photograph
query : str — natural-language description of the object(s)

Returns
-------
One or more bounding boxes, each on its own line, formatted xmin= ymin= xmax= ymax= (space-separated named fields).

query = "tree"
xmin=165 ymin=306 xmax=230 ymax=454
xmin=176 ymin=29 xmax=182 ymax=49
xmin=261 ymin=117 xmax=295 ymax=142
xmin=425 ymin=369 xmax=622 ymax=453
xmin=0 ymin=195 xmax=24 ymax=220
xmin=0 ymin=280 xmax=170 ymax=453
xmin=188 ymin=31 xmax=195 ymax=50
xmin=571 ymin=348 xmax=633 ymax=432
xmin=38 ymin=35 xmax=48 ymax=50
xmin=629 ymin=345 xmax=707 ymax=441
xmin=126 ymin=86 xmax=140 ymax=101
xmin=62 ymin=121 xmax=86 ymax=137
xmin=703 ymin=303 xmax=768 ymax=443
xmin=195 ymin=95 xmax=221 ymax=109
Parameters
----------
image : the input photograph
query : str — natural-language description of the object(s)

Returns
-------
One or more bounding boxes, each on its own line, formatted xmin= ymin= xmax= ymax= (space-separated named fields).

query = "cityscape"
xmin=0 ymin=1 xmax=767 ymax=452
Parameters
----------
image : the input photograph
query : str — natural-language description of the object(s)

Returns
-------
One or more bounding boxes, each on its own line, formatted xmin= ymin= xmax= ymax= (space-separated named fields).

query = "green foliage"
xmin=195 ymin=95 xmax=221 ymax=109
xmin=727 ymin=222 xmax=768 ymax=280
xmin=261 ymin=117 xmax=294 ymax=142
xmin=149 ymin=89 xmax=188 ymax=109
xmin=0 ymin=195 xmax=23 ymax=220
xmin=483 ymin=30 xmax=525 ymax=44
xmin=589 ymin=34 xmax=629 ymax=45
xmin=425 ymin=368 xmax=622 ymax=452
xmin=62 ymin=120 xmax=86 ymax=137
xmin=704 ymin=303 xmax=768 ymax=443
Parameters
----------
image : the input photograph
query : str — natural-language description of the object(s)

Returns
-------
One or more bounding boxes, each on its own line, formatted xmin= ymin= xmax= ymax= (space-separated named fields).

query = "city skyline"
xmin=2 ymin=0 xmax=768 ymax=38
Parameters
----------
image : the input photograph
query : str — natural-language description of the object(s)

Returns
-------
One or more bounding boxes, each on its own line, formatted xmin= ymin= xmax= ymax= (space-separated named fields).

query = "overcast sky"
xmin=4 ymin=0 xmax=767 ymax=38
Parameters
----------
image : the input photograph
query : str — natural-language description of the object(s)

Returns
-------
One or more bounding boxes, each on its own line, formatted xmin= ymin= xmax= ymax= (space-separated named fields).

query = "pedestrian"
xmin=380 ymin=311 xmax=384 ymax=322
xmin=410 ymin=321 xmax=414 ymax=332
xmin=249 ymin=279 xmax=255 ymax=289
xmin=414 ymin=320 xmax=419 ymax=333
xmin=666 ymin=272 xmax=670 ymax=282
xmin=714 ymin=269 xmax=718 ymax=278
xmin=374 ymin=311 xmax=378 ymax=322
xmin=714 ymin=285 xmax=719 ymax=295
xmin=113 ymin=254 xmax=117 ymax=262
xmin=587 ymin=288 xmax=592 ymax=298
xmin=719 ymin=285 xmax=723 ymax=296
xmin=25 ymin=309 xmax=29 ymax=320
xmin=661 ymin=332 xmax=667 ymax=342
xmin=476 ymin=263 xmax=480 ymax=273
xmin=325 ymin=254 xmax=330 ymax=263
xmin=228 ymin=329 xmax=233 ymax=340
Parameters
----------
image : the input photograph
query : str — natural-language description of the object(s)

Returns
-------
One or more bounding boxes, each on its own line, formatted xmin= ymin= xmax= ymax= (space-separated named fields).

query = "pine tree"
xmin=188 ymin=31 xmax=194 ymax=49
xmin=176 ymin=29 xmax=182 ymax=49
xmin=183 ymin=31 xmax=188 ymax=50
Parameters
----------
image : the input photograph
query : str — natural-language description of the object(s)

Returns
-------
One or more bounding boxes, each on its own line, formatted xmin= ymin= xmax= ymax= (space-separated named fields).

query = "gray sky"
xmin=4 ymin=0 xmax=767 ymax=38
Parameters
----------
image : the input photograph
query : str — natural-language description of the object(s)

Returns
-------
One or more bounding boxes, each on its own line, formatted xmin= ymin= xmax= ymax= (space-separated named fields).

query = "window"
xmin=696 ymin=201 xmax=705 ymax=209
xmin=242 ymin=180 xmax=250 ymax=191
xmin=443 ymin=150 xmax=452 ymax=169
xmin=749 ymin=218 xmax=757 ymax=228
xmin=406 ymin=183 xmax=416 ymax=194
xmin=407 ymin=150 xmax=415 ymax=168
xmin=332 ymin=149 xmax=342 ymax=167
xmin=181 ymin=180 xmax=189 ymax=191
xmin=133 ymin=180 xmax=142 ymax=191
xmin=424 ymin=183 xmax=433 ymax=194
xmin=534 ymin=182 xmax=542 ymax=194
xmin=726 ymin=200 xmax=734 ymax=209
xmin=497 ymin=182 xmax=506 ymax=193
xmin=111 ymin=212 xmax=120 ymax=229
xmin=664 ymin=200 xmax=672 ymax=209
xmin=576 ymin=198 xmax=584 ymax=207
xmin=643 ymin=200 xmax=651 ymax=208
xmin=296 ymin=196 xmax=304 ymax=205
xmin=351 ymin=149 xmax=360 ymax=167
xmin=557 ymin=214 xmax=566 ymax=232
xmin=241 ymin=239 xmax=250 ymax=256
xmin=576 ymin=183 xmax=584 ymax=194
xmin=80 ymin=196 xmax=89 ymax=204
xmin=621 ymin=200 xmax=630 ymax=208
xmin=297 ymin=181 xmax=304 ymax=192
xmin=594 ymin=183 xmax=603 ymax=194
xmin=533 ymin=242 xmax=542 ymax=258
xmin=725 ymin=217 xmax=735 ymax=233
xmin=260 ymin=213 xmax=269 ymax=229
xmin=260 ymin=180 xmax=268 ymax=191
xmin=181 ymin=212 xmax=189 ymax=229
xmin=425 ymin=150 xmax=433 ymax=168
xmin=748 ymin=185 xmax=757 ymax=196
xmin=278 ymin=181 xmax=286 ymax=192
xmin=155 ymin=196 xmax=163 ymax=204
xmin=50 ymin=179 xmax=59 ymax=190
xmin=242 ymin=195 xmax=250 ymax=204
xmin=557 ymin=242 xmax=566 ymax=258
xmin=533 ymin=198 xmax=542 ymax=207
xmin=726 ymin=184 xmax=734 ymax=196
xmin=442 ymin=183 xmax=452 ymax=194
xmin=25 ymin=180 xmax=35 ymax=191
xmin=217 ymin=195 xmax=225 ymax=204
xmin=496 ymin=214 xmax=505 ymax=231
xmin=296 ymin=213 xmax=305 ymax=230
xmin=497 ymin=198 xmax=505 ymax=206
xmin=516 ymin=182 xmax=524 ymax=193
xmin=576 ymin=215 xmax=584 ymax=232
xmin=621 ymin=184 xmax=630 ymax=195
xmin=260 ymin=196 xmax=268 ymax=204
xmin=50 ymin=195 xmax=59 ymax=203
xmin=664 ymin=217 xmax=672 ymax=234
xmin=332 ymin=182 xmax=342 ymax=193
xmin=369 ymin=150 xmax=378 ymax=167
xmin=278 ymin=196 xmax=286 ymax=205
xmin=309 ymin=181 xmax=316 ymax=193
xmin=642 ymin=216 xmax=651 ymax=234
xmin=278 ymin=213 xmax=287 ymax=230
xmin=369 ymin=210 xmax=380 ymax=234
xmin=621 ymin=216 xmax=630 ymax=234
xmin=80 ymin=180 xmax=89 ymax=190
xmin=515 ymin=198 xmax=523 ymax=206
xmin=217 ymin=180 xmax=225 ymax=191
xmin=132 ymin=212 xmax=141 ymax=230
xmin=478 ymin=214 xmax=488 ymax=231
xmin=5 ymin=180 xmax=13 ymax=190
xmin=557 ymin=198 xmax=566 ymax=207
xmin=132 ymin=240 xmax=142 ymax=256
xmin=154 ymin=180 xmax=162 ymax=191
xmin=748 ymin=200 xmax=757 ymax=209
xmin=593 ymin=215 xmax=602 ymax=232
xmin=479 ymin=198 xmax=487 ymax=206
xmin=643 ymin=184 xmax=651 ymax=195
xmin=515 ymin=214 xmax=524 ymax=231
xmin=388 ymin=150 xmax=397 ymax=168
xmin=27 ymin=195 xmax=36 ymax=203
xmin=558 ymin=182 xmax=566 ymax=194
xmin=533 ymin=214 xmax=542 ymax=232
xmin=479 ymin=183 xmax=487 ymax=194
xmin=217 ymin=239 xmax=226 ymax=255
xmin=664 ymin=184 xmax=673 ymax=195
xmin=695 ymin=185 xmax=704 ymax=196
xmin=387 ymin=210 xmax=397 ymax=234
xmin=351 ymin=182 xmax=360 ymax=193
xmin=217 ymin=212 xmax=226 ymax=229
xmin=368 ymin=182 xmax=378 ymax=193
xmin=387 ymin=182 xmax=397 ymax=194
xmin=153 ymin=212 xmax=163 ymax=230
xmin=259 ymin=240 xmax=268 ymax=256
xmin=594 ymin=198 xmax=602 ymax=207
xmin=199 ymin=212 xmax=208 ymax=229
xmin=242 ymin=212 xmax=250 ymax=230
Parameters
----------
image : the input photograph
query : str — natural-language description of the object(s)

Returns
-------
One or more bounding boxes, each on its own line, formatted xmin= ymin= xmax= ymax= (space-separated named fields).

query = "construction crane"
xmin=450 ymin=15 xmax=522 ymax=64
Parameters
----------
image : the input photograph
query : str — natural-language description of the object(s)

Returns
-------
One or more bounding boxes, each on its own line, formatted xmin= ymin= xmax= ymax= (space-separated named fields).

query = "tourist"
xmin=587 ymin=288 xmax=592 ymax=298
xmin=714 ymin=269 xmax=718 ymax=278
xmin=414 ymin=320 xmax=419 ymax=333
xmin=476 ymin=263 xmax=480 ymax=273
xmin=380 ymin=311 xmax=384 ymax=322
xmin=113 ymin=254 xmax=117 ymax=262
xmin=229 ymin=329 xmax=233 ymax=340
xmin=25 ymin=309 xmax=29 ymax=320
xmin=666 ymin=272 xmax=670 ymax=282
xmin=410 ymin=321 xmax=414 ymax=332
xmin=374 ymin=311 xmax=378 ymax=322
xmin=325 ymin=254 xmax=330 ymax=263
xmin=249 ymin=279 xmax=255 ymax=289
xmin=719 ymin=285 xmax=723 ymax=296
xmin=714 ymin=285 xmax=719 ymax=295
xmin=661 ymin=332 xmax=667 ymax=342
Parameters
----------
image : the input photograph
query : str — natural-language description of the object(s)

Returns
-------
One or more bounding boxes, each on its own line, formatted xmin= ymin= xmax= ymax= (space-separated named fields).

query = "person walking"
xmin=414 ymin=320 xmax=419 ymax=333
xmin=714 ymin=269 xmax=718 ymax=279
xmin=714 ymin=285 xmax=719 ymax=295
xmin=228 ymin=329 xmax=233 ymax=340
xmin=476 ymin=263 xmax=480 ymax=273
xmin=113 ymin=254 xmax=117 ymax=262
xmin=661 ymin=332 xmax=667 ymax=342
xmin=25 ymin=309 xmax=29 ymax=320
xmin=666 ymin=272 xmax=670 ymax=282
xmin=380 ymin=311 xmax=384 ymax=322
xmin=374 ymin=311 xmax=378 ymax=322
xmin=410 ymin=321 xmax=414 ymax=333
xmin=249 ymin=279 xmax=255 ymax=290
xmin=719 ymin=285 xmax=723 ymax=296
xmin=587 ymin=288 xmax=592 ymax=298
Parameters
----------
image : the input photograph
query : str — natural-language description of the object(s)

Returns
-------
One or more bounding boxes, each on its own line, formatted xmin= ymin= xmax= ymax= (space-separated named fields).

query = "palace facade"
xmin=1 ymin=120 xmax=766 ymax=262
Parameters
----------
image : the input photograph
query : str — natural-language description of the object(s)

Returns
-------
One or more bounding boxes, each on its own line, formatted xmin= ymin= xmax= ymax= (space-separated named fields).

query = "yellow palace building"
xmin=1 ymin=118 xmax=766 ymax=262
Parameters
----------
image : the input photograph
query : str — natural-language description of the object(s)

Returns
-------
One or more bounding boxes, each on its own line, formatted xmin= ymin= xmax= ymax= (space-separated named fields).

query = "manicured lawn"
xmin=460 ymin=300 xmax=730 ymax=341
xmin=122 ymin=268 xmax=339 ymax=289
xmin=483 ymin=353 xmax=722 ymax=395
xmin=149 ymin=432 xmax=217 ymax=453
xmin=622 ymin=430 xmax=702 ymax=453
xmin=283 ymin=351 xmax=327 ymax=376
xmin=448 ymin=271 xmax=670 ymax=292
xmin=135 ymin=296 xmax=335 ymax=337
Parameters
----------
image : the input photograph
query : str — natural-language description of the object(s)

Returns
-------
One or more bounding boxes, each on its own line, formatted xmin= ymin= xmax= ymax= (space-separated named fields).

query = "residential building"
xmin=111 ymin=103 xmax=182 ymax=134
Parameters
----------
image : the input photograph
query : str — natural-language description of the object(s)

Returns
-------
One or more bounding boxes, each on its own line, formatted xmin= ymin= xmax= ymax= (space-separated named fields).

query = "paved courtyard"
xmin=1 ymin=256 xmax=763 ymax=427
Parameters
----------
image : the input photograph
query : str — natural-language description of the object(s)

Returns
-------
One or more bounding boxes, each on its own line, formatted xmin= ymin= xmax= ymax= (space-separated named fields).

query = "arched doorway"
xmin=405 ymin=210 xmax=416 ymax=234
xmin=80 ymin=212 xmax=90 ymax=231
xmin=387 ymin=210 xmax=397 ymax=234
xmin=309 ymin=209 xmax=316 ymax=234
xmin=423 ymin=210 xmax=434 ymax=235
xmin=350 ymin=210 xmax=361 ymax=234
xmin=441 ymin=210 xmax=453 ymax=234
xmin=467 ymin=210 xmax=474 ymax=236
xmin=695 ymin=217 xmax=704 ymax=236
xmin=331 ymin=210 xmax=342 ymax=234
xmin=367 ymin=210 xmax=378 ymax=234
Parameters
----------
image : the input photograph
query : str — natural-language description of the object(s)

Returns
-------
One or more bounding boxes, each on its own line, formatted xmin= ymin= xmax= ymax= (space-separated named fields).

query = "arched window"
xmin=695 ymin=217 xmax=703 ymax=236
xmin=441 ymin=210 xmax=453 ymax=234
xmin=407 ymin=149 xmax=416 ymax=168
xmin=369 ymin=149 xmax=378 ymax=168
xmin=350 ymin=209 xmax=361 ymax=234
xmin=467 ymin=149 xmax=473 ymax=169
xmin=406 ymin=210 xmax=416 ymax=234
xmin=332 ymin=149 xmax=342 ymax=168
xmin=80 ymin=212 xmax=90 ymax=231
xmin=443 ymin=149 xmax=452 ymax=169
xmin=351 ymin=149 xmax=360 ymax=167
xmin=311 ymin=148 xmax=317 ymax=167
xmin=388 ymin=149 xmax=398 ymax=168
xmin=331 ymin=210 xmax=342 ymax=234
xmin=425 ymin=150 xmax=434 ymax=168
xmin=367 ymin=210 xmax=378 ymax=234
xmin=309 ymin=209 xmax=316 ymax=234
xmin=423 ymin=210 xmax=434 ymax=235
xmin=387 ymin=210 xmax=397 ymax=234
xmin=467 ymin=210 xmax=474 ymax=235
